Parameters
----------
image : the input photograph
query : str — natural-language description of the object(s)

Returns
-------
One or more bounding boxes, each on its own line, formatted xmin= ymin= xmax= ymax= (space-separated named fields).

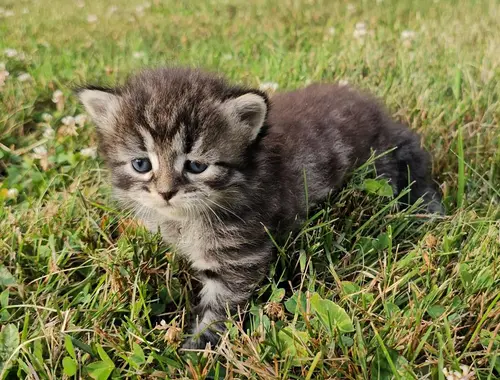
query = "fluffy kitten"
xmin=78 ymin=67 xmax=442 ymax=349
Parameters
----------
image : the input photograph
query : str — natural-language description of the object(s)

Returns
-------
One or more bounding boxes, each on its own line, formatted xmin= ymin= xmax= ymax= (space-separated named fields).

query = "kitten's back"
xmin=265 ymin=83 xmax=441 ymax=212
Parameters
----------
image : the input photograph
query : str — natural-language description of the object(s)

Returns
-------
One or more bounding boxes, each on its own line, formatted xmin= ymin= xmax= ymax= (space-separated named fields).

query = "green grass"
xmin=1 ymin=0 xmax=499 ymax=378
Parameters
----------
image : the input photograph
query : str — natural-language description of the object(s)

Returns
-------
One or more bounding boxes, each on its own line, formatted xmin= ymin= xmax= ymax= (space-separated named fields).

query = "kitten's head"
xmin=78 ymin=68 xmax=269 ymax=221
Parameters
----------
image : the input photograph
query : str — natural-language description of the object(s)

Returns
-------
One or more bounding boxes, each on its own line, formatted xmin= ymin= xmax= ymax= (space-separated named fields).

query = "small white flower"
xmin=87 ymin=14 xmax=98 ymax=23
xmin=80 ymin=146 xmax=97 ymax=158
xmin=61 ymin=116 xmax=76 ymax=126
xmin=442 ymin=365 xmax=474 ymax=380
xmin=355 ymin=22 xmax=366 ymax=30
xmin=133 ymin=51 xmax=145 ymax=59
xmin=42 ymin=113 xmax=53 ymax=122
xmin=52 ymin=90 xmax=63 ymax=103
xmin=353 ymin=22 xmax=368 ymax=39
xmin=259 ymin=82 xmax=279 ymax=93
xmin=6 ymin=188 xmax=19 ymax=199
xmin=33 ymin=145 xmax=48 ymax=156
xmin=52 ymin=90 xmax=65 ymax=111
xmin=328 ymin=27 xmax=336 ymax=35
xmin=338 ymin=79 xmax=349 ymax=87
xmin=17 ymin=73 xmax=32 ymax=82
xmin=459 ymin=364 xmax=472 ymax=376
xmin=43 ymin=127 xmax=55 ymax=139
xmin=107 ymin=5 xmax=118 ymax=15
xmin=135 ymin=5 xmax=145 ymax=15
xmin=5 ymin=49 xmax=18 ymax=58
xmin=401 ymin=30 xmax=416 ymax=40
xmin=75 ymin=114 xmax=87 ymax=127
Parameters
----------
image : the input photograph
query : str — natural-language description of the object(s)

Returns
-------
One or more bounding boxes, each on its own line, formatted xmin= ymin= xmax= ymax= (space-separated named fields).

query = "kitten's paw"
xmin=181 ymin=330 xmax=220 ymax=350
xmin=425 ymin=199 xmax=445 ymax=215
xmin=422 ymin=190 xmax=445 ymax=215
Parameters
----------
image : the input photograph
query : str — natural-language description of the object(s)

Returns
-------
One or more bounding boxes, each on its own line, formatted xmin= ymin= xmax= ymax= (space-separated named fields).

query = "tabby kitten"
xmin=79 ymin=67 xmax=442 ymax=349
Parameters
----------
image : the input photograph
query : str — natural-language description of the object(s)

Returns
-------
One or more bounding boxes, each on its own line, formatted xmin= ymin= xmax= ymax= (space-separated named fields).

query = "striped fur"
xmin=79 ymin=67 xmax=442 ymax=349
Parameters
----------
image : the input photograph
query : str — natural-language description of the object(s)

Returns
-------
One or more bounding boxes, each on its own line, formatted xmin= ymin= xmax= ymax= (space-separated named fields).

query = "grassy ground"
xmin=1 ymin=0 xmax=499 ymax=378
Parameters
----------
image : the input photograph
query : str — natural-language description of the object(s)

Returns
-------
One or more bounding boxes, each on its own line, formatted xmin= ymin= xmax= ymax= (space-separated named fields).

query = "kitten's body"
xmin=79 ymin=68 xmax=442 ymax=349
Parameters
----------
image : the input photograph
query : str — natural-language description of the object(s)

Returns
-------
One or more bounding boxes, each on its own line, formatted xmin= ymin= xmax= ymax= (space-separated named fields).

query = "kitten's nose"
xmin=159 ymin=190 xmax=177 ymax=202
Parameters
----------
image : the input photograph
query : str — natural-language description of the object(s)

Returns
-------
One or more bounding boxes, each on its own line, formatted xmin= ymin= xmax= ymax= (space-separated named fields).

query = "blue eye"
xmin=186 ymin=160 xmax=208 ymax=174
xmin=131 ymin=158 xmax=152 ymax=173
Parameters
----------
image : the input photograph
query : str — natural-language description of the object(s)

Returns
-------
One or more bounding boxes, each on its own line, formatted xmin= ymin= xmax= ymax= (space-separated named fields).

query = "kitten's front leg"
xmin=182 ymin=258 xmax=269 ymax=349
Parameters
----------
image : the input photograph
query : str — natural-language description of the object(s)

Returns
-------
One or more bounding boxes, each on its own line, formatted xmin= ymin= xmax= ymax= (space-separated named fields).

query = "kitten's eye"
xmin=185 ymin=160 xmax=208 ymax=174
xmin=131 ymin=158 xmax=152 ymax=173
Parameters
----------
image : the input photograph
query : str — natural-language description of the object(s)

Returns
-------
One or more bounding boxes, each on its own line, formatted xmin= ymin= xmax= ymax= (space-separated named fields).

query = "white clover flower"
xmin=87 ymin=14 xmax=98 ymax=23
xmin=80 ymin=146 xmax=97 ymax=158
xmin=43 ymin=127 xmax=55 ymax=139
xmin=6 ymin=188 xmax=19 ymax=199
xmin=133 ymin=51 xmax=145 ymax=59
xmin=61 ymin=116 xmax=76 ymax=126
xmin=52 ymin=90 xmax=64 ymax=111
xmin=52 ymin=90 xmax=63 ymax=103
xmin=401 ymin=30 xmax=416 ymax=47
xmin=401 ymin=30 xmax=416 ymax=40
xmin=442 ymin=365 xmax=474 ymax=380
xmin=328 ymin=27 xmax=336 ymax=35
xmin=33 ymin=145 xmax=48 ymax=156
xmin=353 ymin=22 xmax=368 ymax=39
xmin=41 ymin=113 xmax=53 ymax=123
xmin=107 ymin=5 xmax=118 ymax=15
xmin=4 ymin=49 xmax=18 ymax=58
xmin=17 ymin=72 xmax=32 ymax=82
xmin=135 ymin=5 xmax=145 ymax=15
xmin=259 ymin=82 xmax=279 ymax=93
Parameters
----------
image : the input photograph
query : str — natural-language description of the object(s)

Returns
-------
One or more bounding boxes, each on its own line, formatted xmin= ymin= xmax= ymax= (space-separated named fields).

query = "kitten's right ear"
xmin=77 ymin=88 xmax=121 ymax=132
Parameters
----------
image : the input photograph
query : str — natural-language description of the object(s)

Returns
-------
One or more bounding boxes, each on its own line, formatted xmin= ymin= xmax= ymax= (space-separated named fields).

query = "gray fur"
xmin=79 ymin=67 xmax=442 ymax=349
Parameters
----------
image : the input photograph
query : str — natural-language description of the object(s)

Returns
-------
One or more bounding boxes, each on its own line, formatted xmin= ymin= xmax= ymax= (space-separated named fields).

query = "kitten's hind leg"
xmin=376 ymin=125 xmax=444 ymax=214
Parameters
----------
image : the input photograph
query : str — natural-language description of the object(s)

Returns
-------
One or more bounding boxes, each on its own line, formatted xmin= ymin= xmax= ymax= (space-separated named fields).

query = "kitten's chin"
xmin=154 ymin=205 xmax=193 ymax=221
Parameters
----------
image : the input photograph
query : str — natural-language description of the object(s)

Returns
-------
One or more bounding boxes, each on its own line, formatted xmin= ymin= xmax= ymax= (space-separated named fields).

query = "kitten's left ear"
xmin=222 ymin=92 xmax=268 ymax=140
xmin=77 ymin=88 xmax=121 ymax=133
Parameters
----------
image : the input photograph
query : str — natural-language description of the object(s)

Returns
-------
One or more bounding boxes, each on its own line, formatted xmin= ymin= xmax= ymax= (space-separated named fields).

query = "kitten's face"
xmin=79 ymin=69 xmax=268 ymax=221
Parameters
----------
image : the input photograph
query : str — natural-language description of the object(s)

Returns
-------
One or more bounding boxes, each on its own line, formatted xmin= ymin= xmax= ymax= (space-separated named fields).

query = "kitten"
xmin=78 ymin=67 xmax=442 ymax=349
